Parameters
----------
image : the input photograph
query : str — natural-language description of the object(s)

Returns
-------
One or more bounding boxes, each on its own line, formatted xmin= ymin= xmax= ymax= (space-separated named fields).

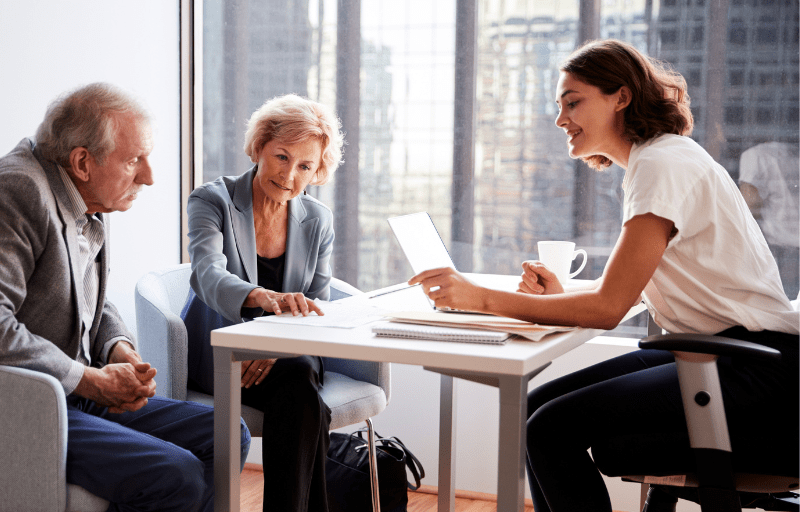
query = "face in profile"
xmin=554 ymin=71 xmax=627 ymax=162
xmin=82 ymin=114 xmax=155 ymax=213
xmin=253 ymin=137 xmax=323 ymax=205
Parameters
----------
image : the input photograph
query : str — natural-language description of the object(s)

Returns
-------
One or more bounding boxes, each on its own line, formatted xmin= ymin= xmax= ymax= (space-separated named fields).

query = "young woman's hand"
xmin=408 ymin=267 xmax=486 ymax=312
xmin=518 ymin=260 xmax=565 ymax=295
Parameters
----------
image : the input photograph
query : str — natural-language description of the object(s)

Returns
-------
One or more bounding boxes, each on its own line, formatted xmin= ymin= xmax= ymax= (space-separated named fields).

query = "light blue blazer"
xmin=181 ymin=166 xmax=334 ymax=393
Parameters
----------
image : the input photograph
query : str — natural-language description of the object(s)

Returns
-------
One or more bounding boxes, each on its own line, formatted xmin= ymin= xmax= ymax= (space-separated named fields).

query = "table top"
xmin=210 ymin=275 xmax=645 ymax=377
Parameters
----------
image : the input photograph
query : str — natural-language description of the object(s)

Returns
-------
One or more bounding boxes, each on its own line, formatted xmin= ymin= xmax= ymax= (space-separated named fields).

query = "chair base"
xmin=637 ymin=484 xmax=799 ymax=512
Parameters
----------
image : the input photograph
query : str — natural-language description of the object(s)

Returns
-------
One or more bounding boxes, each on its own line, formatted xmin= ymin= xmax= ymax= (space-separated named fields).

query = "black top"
xmin=257 ymin=252 xmax=286 ymax=295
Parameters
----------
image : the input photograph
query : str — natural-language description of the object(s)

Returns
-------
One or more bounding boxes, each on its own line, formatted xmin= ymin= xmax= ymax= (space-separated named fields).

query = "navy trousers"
xmin=525 ymin=327 xmax=799 ymax=512
xmin=66 ymin=395 xmax=251 ymax=512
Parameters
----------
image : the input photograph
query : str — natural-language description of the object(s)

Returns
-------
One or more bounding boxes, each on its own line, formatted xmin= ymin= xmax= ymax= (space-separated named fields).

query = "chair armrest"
xmin=0 ymin=365 xmax=68 ymax=511
xmin=639 ymin=333 xmax=781 ymax=361
xmin=135 ymin=277 xmax=189 ymax=401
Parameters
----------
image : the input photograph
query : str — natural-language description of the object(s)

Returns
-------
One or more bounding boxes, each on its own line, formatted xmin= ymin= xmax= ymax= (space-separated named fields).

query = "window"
xmin=200 ymin=0 xmax=800 ymax=335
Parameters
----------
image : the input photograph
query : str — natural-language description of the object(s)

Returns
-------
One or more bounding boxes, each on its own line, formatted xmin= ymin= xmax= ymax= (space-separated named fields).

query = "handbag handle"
xmin=353 ymin=428 xmax=426 ymax=490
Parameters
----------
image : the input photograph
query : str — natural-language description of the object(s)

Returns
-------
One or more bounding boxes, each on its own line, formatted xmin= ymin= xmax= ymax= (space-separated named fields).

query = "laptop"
xmin=387 ymin=212 xmax=483 ymax=313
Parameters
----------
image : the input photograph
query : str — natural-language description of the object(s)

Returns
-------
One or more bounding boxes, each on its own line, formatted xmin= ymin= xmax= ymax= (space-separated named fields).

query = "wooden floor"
xmin=240 ymin=465 xmax=535 ymax=512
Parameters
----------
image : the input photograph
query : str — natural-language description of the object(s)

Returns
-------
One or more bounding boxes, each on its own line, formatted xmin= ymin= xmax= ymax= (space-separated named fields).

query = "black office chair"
xmin=592 ymin=331 xmax=799 ymax=512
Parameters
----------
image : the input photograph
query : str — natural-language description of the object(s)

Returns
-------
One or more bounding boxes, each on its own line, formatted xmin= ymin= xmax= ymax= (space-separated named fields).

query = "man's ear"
xmin=615 ymin=86 xmax=632 ymax=111
xmin=67 ymin=147 xmax=92 ymax=182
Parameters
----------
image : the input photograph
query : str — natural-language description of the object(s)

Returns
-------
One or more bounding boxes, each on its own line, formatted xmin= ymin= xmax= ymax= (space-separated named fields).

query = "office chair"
xmin=593 ymin=331 xmax=799 ymax=512
xmin=134 ymin=263 xmax=391 ymax=511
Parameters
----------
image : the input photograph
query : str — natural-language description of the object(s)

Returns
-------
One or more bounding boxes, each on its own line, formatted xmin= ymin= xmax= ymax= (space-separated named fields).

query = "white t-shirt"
xmin=738 ymin=142 xmax=799 ymax=247
xmin=623 ymin=134 xmax=799 ymax=335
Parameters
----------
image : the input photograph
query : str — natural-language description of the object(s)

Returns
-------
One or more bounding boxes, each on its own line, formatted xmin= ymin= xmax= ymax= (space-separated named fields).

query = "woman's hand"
xmin=408 ymin=267 xmax=486 ymax=312
xmin=244 ymin=288 xmax=324 ymax=317
xmin=518 ymin=260 xmax=565 ymax=295
xmin=241 ymin=359 xmax=277 ymax=388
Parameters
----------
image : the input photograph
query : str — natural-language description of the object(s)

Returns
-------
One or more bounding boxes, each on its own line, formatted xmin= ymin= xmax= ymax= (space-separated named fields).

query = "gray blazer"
xmin=182 ymin=167 xmax=334 ymax=393
xmin=0 ymin=139 xmax=133 ymax=391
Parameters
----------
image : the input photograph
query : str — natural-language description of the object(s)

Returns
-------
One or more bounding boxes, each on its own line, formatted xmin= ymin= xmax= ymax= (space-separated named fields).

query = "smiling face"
xmin=253 ymin=137 xmax=323 ymax=205
xmin=78 ymin=114 xmax=154 ymax=213
xmin=554 ymin=71 xmax=631 ymax=167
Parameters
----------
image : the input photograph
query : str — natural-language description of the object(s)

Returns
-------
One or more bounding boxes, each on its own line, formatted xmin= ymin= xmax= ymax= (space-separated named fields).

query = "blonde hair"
xmin=35 ymin=82 xmax=149 ymax=168
xmin=243 ymin=94 xmax=344 ymax=185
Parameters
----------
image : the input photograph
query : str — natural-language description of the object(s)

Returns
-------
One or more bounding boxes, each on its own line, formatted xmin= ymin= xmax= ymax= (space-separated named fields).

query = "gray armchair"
xmin=0 ymin=366 xmax=110 ymax=512
xmin=134 ymin=264 xmax=391 ymax=510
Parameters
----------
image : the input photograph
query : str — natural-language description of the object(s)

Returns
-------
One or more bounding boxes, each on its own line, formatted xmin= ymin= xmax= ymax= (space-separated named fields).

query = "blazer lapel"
xmin=284 ymin=195 xmax=318 ymax=293
xmin=230 ymin=168 xmax=258 ymax=284
xmin=35 ymin=147 xmax=83 ymax=327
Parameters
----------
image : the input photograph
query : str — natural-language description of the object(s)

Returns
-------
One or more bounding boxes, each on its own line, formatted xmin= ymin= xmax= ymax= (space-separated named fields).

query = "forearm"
xmin=480 ymin=287 xmax=632 ymax=330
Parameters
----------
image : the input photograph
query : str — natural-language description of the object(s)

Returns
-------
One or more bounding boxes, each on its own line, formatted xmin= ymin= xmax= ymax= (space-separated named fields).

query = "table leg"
xmin=438 ymin=374 xmax=457 ymax=512
xmin=214 ymin=347 xmax=242 ymax=512
xmin=497 ymin=374 xmax=527 ymax=512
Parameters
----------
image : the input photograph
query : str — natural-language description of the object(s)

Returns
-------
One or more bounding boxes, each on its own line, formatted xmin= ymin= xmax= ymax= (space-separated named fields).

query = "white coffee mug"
xmin=537 ymin=241 xmax=587 ymax=284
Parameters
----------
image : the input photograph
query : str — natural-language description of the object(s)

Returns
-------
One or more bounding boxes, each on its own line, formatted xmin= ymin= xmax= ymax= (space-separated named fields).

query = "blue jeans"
xmin=66 ymin=395 xmax=251 ymax=512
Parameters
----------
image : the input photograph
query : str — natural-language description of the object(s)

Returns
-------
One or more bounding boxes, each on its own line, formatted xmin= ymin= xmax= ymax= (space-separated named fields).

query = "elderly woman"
xmin=410 ymin=40 xmax=798 ymax=512
xmin=181 ymin=94 xmax=344 ymax=512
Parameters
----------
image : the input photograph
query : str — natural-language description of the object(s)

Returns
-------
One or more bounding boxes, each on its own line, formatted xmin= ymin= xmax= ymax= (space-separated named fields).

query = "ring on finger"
xmin=257 ymin=368 xmax=263 ymax=372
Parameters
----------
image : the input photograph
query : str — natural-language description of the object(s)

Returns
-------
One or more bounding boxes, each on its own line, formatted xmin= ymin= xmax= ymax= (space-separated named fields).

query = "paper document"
xmin=254 ymin=299 xmax=385 ymax=329
xmin=386 ymin=311 xmax=575 ymax=342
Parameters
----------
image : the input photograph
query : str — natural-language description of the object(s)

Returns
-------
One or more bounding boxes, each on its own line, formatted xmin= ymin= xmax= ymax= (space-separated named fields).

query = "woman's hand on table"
xmin=241 ymin=359 xmax=277 ymax=388
xmin=408 ymin=267 xmax=486 ymax=312
xmin=244 ymin=288 xmax=324 ymax=317
xmin=518 ymin=260 xmax=565 ymax=295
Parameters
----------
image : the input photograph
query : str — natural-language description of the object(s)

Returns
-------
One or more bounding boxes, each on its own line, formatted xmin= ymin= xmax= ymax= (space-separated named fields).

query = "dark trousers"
xmin=525 ymin=327 xmax=799 ymax=512
xmin=66 ymin=395 xmax=251 ymax=512
xmin=241 ymin=355 xmax=331 ymax=512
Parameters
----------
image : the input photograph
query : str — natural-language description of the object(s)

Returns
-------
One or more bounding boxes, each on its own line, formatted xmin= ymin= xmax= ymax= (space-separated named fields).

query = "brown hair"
xmin=243 ymin=94 xmax=344 ymax=186
xmin=561 ymin=39 xmax=693 ymax=170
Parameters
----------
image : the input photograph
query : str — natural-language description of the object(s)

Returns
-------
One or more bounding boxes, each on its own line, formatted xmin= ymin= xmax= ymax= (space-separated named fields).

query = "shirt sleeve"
xmin=623 ymin=149 xmax=706 ymax=239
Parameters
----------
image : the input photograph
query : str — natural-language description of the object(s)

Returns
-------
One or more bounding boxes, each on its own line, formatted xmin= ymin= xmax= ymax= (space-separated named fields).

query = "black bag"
xmin=326 ymin=428 xmax=425 ymax=512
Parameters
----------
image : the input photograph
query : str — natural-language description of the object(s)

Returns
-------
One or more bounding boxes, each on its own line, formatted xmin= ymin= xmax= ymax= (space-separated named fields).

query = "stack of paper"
xmin=384 ymin=311 xmax=575 ymax=342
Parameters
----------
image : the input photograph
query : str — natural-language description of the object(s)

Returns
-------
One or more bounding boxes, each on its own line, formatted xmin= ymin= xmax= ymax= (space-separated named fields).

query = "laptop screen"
xmin=387 ymin=212 xmax=456 ymax=275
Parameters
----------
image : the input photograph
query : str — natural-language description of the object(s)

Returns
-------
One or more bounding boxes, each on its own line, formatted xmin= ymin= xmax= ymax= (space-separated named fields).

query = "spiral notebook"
xmin=372 ymin=322 xmax=512 ymax=344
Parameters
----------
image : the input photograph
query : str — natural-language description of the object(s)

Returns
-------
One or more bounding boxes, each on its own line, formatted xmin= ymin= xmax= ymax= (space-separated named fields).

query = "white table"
xmin=211 ymin=276 xmax=645 ymax=512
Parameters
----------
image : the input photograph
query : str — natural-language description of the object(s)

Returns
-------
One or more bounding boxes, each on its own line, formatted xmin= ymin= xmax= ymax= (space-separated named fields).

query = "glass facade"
xmin=202 ymin=0 xmax=799 ymax=337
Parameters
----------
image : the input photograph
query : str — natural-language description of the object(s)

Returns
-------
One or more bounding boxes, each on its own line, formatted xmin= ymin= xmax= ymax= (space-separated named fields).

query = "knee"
xmin=526 ymin=401 xmax=565 ymax=450
xmin=240 ymin=418 xmax=251 ymax=470
xmin=156 ymin=450 xmax=207 ymax=511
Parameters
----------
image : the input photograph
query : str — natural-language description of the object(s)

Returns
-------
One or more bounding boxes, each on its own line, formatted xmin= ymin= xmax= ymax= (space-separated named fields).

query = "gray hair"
xmin=35 ymin=83 xmax=150 ymax=168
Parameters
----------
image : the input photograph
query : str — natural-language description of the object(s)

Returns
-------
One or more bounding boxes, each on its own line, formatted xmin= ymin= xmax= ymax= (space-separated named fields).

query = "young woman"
xmin=410 ymin=39 xmax=798 ymax=512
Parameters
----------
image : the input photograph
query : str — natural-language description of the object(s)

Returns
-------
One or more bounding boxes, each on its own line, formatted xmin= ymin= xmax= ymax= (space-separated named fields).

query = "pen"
xmin=368 ymin=283 xmax=421 ymax=299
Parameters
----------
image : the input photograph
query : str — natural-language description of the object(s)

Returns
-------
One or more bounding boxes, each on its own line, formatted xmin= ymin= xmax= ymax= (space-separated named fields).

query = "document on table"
xmin=385 ymin=311 xmax=575 ymax=342
xmin=253 ymin=299 xmax=386 ymax=328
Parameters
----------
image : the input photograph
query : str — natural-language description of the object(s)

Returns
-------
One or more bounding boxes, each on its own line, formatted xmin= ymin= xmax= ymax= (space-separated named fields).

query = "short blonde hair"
xmin=243 ymin=94 xmax=344 ymax=185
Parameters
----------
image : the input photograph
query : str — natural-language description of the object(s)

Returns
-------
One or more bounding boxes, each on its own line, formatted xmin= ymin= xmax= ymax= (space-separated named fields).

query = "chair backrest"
xmin=134 ymin=263 xmax=193 ymax=400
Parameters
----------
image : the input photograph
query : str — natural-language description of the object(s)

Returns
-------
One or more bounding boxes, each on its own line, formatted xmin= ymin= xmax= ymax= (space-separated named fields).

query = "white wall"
xmin=0 ymin=1 xmax=181 ymax=333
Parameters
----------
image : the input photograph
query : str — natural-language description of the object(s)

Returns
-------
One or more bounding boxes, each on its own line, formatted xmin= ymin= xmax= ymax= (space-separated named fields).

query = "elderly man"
xmin=0 ymin=83 xmax=250 ymax=512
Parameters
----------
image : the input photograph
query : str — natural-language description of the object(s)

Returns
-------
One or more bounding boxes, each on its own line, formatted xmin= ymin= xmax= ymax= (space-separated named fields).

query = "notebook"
xmin=372 ymin=322 xmax=511 ymax=344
